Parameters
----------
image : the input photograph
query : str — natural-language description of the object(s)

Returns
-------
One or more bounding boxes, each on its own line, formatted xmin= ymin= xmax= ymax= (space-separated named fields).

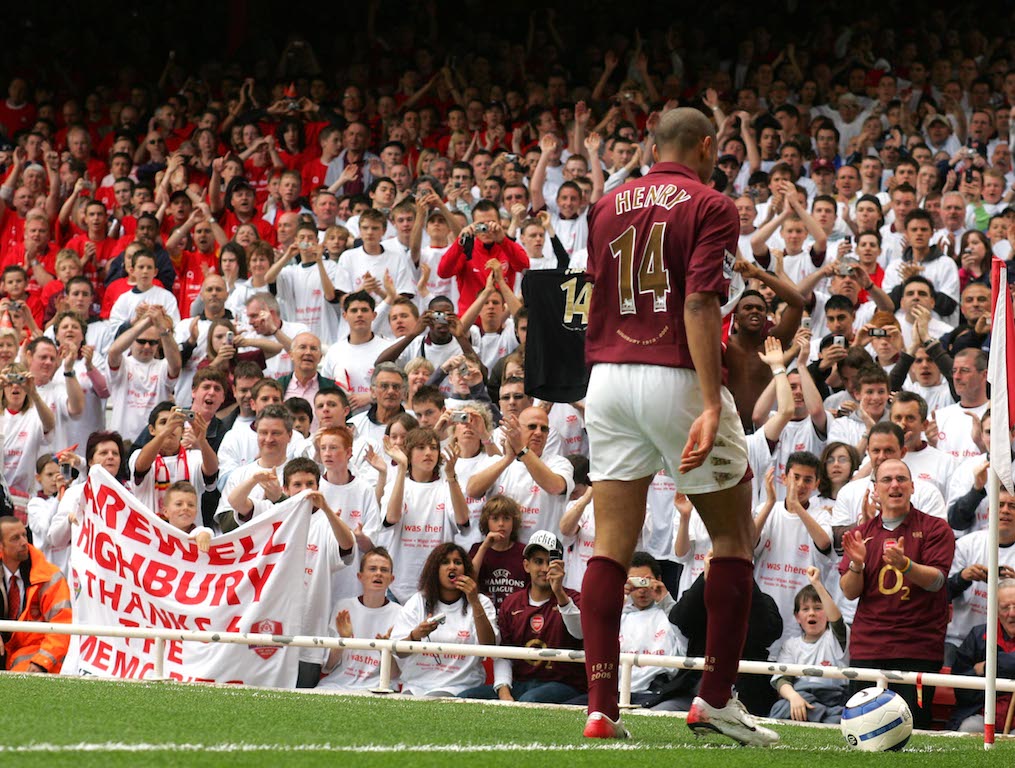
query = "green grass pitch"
xmin=1 ymin=675 xmax=1011 ymax=767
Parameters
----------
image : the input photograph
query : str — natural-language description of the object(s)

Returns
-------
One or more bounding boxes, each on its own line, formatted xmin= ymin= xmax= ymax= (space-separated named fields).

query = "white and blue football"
xmin=840 ymin=687 xmax=914 ymax=751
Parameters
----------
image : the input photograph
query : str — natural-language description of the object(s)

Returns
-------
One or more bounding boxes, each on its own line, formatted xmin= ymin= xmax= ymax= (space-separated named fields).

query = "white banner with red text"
xmin=61 ymin=466 xmax=310 ymax=687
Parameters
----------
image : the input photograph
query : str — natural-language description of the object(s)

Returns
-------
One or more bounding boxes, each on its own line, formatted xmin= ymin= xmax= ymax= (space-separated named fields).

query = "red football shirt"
xmin=0 ymin=208 xmax=24 ymax=262
xmin=175 ymin=249 xmax=220 ymax=317
xmin=218 ymin=210 xmax=276 ymax=246
xmin=838 ymin=507 xmax=955 ymax=661
xmin=585 ymin=162 xmax=739 ymax=370
xmin=496 ymin=586 xmax=586 ymax=690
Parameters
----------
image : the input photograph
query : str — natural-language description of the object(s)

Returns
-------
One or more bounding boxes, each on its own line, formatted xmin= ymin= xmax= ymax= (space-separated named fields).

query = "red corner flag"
xmin=989 ymin=257 xmax=1015 ymax=494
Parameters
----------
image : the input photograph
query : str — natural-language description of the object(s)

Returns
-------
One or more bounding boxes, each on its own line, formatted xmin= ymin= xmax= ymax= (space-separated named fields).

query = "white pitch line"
xmin=0 ymin=741 xmax=965 ymax=754
xmin=0 ymin=743 xmax=678 ymax=754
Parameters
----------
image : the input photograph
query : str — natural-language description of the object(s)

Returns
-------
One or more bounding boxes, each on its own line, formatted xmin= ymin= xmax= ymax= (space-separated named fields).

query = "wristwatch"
xmin=848 ymin=561 xmax=865 ymax=573
xmin=515 ymin=447 xmax=530 ymax=461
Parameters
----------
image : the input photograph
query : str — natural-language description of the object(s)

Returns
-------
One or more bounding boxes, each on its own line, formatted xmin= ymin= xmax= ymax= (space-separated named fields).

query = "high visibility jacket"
xmin=5 ymin=545 xmax=71 ymax=672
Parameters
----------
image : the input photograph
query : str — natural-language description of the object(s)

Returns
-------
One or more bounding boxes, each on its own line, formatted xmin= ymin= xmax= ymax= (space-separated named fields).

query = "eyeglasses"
xmin=500 ymin=393 xmax=526 ymax=401
xmin=523 ymin=424 xmax=550 ymax=433
xmin=876 ymin=476 xmax=911 ymax=485
xmin=825 ymin=456 xmax=853 ymax=465
xmin=135 ymin=338 xmax=161 ymax=347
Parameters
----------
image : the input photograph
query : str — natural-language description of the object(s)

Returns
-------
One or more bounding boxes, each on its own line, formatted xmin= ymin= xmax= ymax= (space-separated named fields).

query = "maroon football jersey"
xmin=585 ymin=161 xmax=739 ymax=369
xmin=469 ymin=541 xmax=528 ymax=612
xmin=837 ymin=507 xmax=956 ymax=661
xmin=497 ymin=586 xmax=586 ymax=690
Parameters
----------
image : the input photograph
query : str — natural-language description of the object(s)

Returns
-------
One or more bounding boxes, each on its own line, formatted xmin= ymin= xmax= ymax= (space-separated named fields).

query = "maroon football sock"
xmin=698 ymin=556 xmax=754 ymax=708
xmin=581 ymin=555 xmax=627 ymax=721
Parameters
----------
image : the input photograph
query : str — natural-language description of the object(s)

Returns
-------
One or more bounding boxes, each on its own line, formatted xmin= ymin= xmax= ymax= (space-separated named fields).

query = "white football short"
xmin=586 ymin=363 xmax=749 ymax=494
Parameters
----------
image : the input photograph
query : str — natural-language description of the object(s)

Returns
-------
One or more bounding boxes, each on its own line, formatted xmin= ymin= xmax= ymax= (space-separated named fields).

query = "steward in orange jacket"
xmin=2 ymin=519 xmax=72 ymax=673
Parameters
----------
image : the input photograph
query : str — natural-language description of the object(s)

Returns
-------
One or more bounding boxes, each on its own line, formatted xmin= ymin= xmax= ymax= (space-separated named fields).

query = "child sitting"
xmin=769 ymin=566 xmax=849 ymax=723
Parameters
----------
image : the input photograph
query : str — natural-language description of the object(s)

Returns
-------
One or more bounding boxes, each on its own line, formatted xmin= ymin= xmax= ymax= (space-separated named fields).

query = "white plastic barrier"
xmin=2 ymin=618 xmax=1013 ymax=710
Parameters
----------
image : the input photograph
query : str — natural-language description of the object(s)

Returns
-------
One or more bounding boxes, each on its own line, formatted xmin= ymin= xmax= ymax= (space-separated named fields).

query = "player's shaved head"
xmin=654 ymin=108 xmax=717 ymax=182
xmin=655 ymin=108 xmax=715 ymax=153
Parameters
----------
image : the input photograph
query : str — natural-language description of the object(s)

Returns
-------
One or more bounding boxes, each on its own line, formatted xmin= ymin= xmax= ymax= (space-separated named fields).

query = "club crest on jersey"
xmin=530 ymin=615 xmax=545 ymax=633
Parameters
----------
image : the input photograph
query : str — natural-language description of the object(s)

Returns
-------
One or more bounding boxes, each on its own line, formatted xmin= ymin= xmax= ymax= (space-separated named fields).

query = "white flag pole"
xmin=985 ymin=468 xmax=999 ymax=749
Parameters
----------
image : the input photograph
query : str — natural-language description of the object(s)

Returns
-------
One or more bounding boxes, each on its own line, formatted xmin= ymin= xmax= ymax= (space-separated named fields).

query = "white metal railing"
xmin=2 ymin=619 xmax=1013 ymax=708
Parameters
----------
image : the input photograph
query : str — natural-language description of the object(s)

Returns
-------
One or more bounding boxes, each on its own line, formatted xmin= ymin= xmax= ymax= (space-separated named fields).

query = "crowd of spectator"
xmin=1 ymin=5 xmax=1015 ymax=731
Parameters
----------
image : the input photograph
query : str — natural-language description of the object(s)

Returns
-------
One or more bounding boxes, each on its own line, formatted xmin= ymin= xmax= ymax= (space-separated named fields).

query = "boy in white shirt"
xmin=109 ymin=249 xmax=180 ymax=326
xmin=752 ymin=452 xmax=834 ymax=658
xmin=129 ymin=403 xmax=219 ymax=518
xmin=264 ymin=221 xmax=343 ymax=340
xmin=620 ymin=553 xmax=681 ymax=705
xmin=228 ymin=456 xmax=355 ymax=688
xmin=458 ymin=265 xmax=521 ymax=371
xmin=339 ymin=208 xmax=416 ymax=299
xmin=319 ymin=547 xmax=403 ymax=691
xmin=320 ymin=291 xmax=391 ymax=412
xmin=750 ymin=181 xmax=828 ymax=284
xmin=769 ymin=567 xmax=848 ymax=723
xmin=316 ymin=425 xmax=381 ymax=598
xmin=410 ymin=192 xmax=460 ymax=311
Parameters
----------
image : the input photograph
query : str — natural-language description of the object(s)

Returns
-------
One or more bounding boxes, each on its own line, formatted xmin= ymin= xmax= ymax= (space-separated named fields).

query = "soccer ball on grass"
xmin=840 ymin=687 xmax=913 ymax=751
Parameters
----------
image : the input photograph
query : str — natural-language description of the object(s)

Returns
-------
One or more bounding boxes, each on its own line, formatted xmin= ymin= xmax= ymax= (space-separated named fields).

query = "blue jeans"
xmin=459 ymin=679 xmax=584 ymax=703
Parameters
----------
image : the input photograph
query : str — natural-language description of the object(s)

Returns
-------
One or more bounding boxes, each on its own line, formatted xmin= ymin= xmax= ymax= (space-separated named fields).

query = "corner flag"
xmin=988 ymin=257 xmax=1015 ymax=494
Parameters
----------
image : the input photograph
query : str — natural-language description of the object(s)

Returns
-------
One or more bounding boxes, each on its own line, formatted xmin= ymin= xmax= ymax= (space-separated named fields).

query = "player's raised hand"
xmin=679 ymin=407 xmax=719 ymax=474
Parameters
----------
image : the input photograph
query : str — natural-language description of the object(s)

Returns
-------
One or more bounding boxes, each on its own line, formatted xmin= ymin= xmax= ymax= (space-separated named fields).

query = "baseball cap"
xmin=230 ymin=178 xmax=254 ymax=194
xmin=523 ymin=530 xmax=563 ymax=560
xmin=924 ymin=114 xmax=950 ymax=129
xmin=811 ymin=158 xmax=835 ymax=174
xmin=838 ymin=93 xmax=859 ymax=106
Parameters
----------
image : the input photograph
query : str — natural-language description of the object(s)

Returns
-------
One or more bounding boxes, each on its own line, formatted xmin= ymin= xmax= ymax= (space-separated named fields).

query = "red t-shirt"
xmin=838 ymin=507 xmax=955 ymax=661
xmin=0 ymin=208 xmax=24 ymax=262
xmin=175 ymin=249 xmax=220 ymax=317
xmin=0 ymin=101 xmax=36 ymax=137
xmin=496 ymin=586 xmax=586 ymax=690
xmin=242 ymin=159 xmax=273 ymax=206
xmin=65 ymin=233 xmax=120 ymax=287
xmin=585 ymin=162 xmax=739 ymax=370
xmin=437 ymin=237 xmax=529 ymax=315
xmin=94 ymin=185 xmax=117 ymax=214
xmin=218 ymin=210 xmax=276 ymax=246
xmin=300 ymin=158 xmax=329 ymax=192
